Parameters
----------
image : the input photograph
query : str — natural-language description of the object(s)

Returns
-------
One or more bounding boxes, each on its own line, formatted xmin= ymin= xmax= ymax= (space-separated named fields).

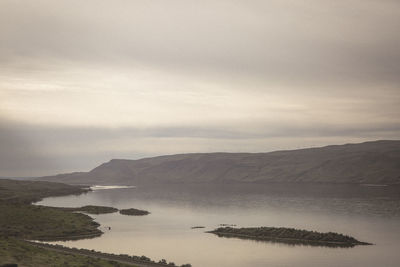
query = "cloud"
xmin=0 ymin=0 xmax=399 ymax=176
xmin=0 ymin=0 xmax=399 ymax=86
xmin=0 ymin=118 xmax=56 ymax=177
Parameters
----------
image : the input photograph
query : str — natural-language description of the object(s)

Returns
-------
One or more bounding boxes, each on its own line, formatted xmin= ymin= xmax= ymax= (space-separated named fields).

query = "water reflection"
xmin=37 ymin=184 xmax=400 ymax=267
xmin=210 ymin=233 xmax=365 ymax=248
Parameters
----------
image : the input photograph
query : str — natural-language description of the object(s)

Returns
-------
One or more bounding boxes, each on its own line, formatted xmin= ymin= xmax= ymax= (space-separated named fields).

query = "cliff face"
xmin=38 ymin=140 xmax=400 ymax=185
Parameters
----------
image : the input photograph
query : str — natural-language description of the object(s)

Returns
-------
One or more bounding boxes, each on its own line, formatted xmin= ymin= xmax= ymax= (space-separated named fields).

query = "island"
xmin=119 ymin=208 xmax=150 ymax=216
xmin=62 ymin=205 xmax=118 ymax=215
xmin=191 ymin=226 xmax=205 ymax=229
xmin=207 ymin=227 xmax=372 ymax=247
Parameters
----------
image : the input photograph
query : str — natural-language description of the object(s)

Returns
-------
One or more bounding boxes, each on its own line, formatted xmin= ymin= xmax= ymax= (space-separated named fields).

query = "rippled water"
xmin=36 ymin=184 xmax=400 ymax=267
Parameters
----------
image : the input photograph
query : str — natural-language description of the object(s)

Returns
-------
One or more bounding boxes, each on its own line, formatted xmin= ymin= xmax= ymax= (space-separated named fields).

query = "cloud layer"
xmin=0 ymin=0 xmax=399 ymax=176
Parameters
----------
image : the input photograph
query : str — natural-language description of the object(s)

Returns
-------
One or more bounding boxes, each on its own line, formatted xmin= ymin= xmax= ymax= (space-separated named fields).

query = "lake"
xmin=36 ymin=183 xmax=400 ymax=267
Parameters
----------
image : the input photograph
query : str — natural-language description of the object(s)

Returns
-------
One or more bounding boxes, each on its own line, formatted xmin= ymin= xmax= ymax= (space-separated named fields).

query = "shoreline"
xmin=209 ymin=231 xmax=371 ymax=247
xmin=0 ymin=179 xmax=190 ymax=267
xmin=26 ymin=241 xmax=182 ymax=267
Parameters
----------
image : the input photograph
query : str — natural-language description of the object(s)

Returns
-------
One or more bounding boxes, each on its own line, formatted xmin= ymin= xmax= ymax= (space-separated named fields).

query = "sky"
xmin=1 ymin=0 xmax=399 ymax=176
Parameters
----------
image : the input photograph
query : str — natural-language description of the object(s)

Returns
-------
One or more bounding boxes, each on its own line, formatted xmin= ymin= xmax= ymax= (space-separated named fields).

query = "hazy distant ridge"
xmin=38 ymin=140 xmax=400 ymax=185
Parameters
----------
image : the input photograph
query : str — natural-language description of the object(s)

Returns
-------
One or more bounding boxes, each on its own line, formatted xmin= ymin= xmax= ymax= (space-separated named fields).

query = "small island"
xmin=62 ymin=205 xmax=119 ymax=215
xmin=119 ymin=208 xmax=150 ymax=216
xmin=191 ymin=226 xmax=205 ymax=229
xmin=208 ymin=227 xmax=372 ymax=247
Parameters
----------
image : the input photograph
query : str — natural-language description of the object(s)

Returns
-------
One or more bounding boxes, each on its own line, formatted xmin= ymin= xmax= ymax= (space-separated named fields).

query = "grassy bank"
xmin=0 ymin=238 xmax=135 ymax=267
xmin=0 ymin=179 xmax=189 ymax=267
xmin=0 ymin=179 xmax=132 ymax=266
xmin=0 ymin=202 xmax=102 ymax=241
xmin=0 ymin=179 xmax=102 ymax=241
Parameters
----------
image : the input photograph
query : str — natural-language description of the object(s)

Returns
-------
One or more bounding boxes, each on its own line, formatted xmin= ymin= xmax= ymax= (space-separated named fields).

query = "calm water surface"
xmin=37 ymin=184 xmax=400 ymax=267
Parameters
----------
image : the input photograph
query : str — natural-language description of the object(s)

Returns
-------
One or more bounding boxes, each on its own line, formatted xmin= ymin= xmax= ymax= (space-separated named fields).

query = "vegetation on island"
xmin=62 ymin=205 xmax=119 ymax=215
xmin=119 ymin=208 xmax=150 ymax=216
xmin=208 ymin=227 xmax=372 ymax=247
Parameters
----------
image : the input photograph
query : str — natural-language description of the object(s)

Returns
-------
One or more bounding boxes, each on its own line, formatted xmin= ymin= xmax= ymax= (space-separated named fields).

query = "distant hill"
xmin=37 ymin=140 xmax=400 ymax=185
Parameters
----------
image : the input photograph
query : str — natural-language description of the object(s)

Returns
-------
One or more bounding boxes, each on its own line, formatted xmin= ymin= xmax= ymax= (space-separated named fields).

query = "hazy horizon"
xmin=1 ymin=139 xmax=398 ymax=179
xmin=1 ymin=0 xmax=400 ymax=176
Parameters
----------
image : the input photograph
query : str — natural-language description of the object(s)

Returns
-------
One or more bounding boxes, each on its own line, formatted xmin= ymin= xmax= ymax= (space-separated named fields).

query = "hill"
xmin=37 ymin=140 xmax=400 ymax=185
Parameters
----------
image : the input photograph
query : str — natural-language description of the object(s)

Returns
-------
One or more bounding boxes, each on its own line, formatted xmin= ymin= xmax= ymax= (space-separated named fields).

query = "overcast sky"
xmin=1 ymin=0 xmax=399 ymax=176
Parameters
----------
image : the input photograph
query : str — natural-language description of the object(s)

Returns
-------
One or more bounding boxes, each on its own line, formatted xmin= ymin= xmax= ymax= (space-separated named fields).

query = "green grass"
xmin=0 ymin=179 xmax=88 ymax=204
xmin=0 ymin=203 xmax=102 ymax=241
xmin=0 ymin=179 xmax=187 ymax=267
xmin=0 ymin=179 xmax=102 ymax=241
xmin=0 ymin=238 xmax=135 ymax=267
xmin=0 ymin=180 xmax=137 ymax=266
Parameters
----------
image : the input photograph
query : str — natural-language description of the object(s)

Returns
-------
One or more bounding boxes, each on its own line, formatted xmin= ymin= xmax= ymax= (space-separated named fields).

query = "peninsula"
xmin=0 ymin=179 xmax=189 ymax=267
